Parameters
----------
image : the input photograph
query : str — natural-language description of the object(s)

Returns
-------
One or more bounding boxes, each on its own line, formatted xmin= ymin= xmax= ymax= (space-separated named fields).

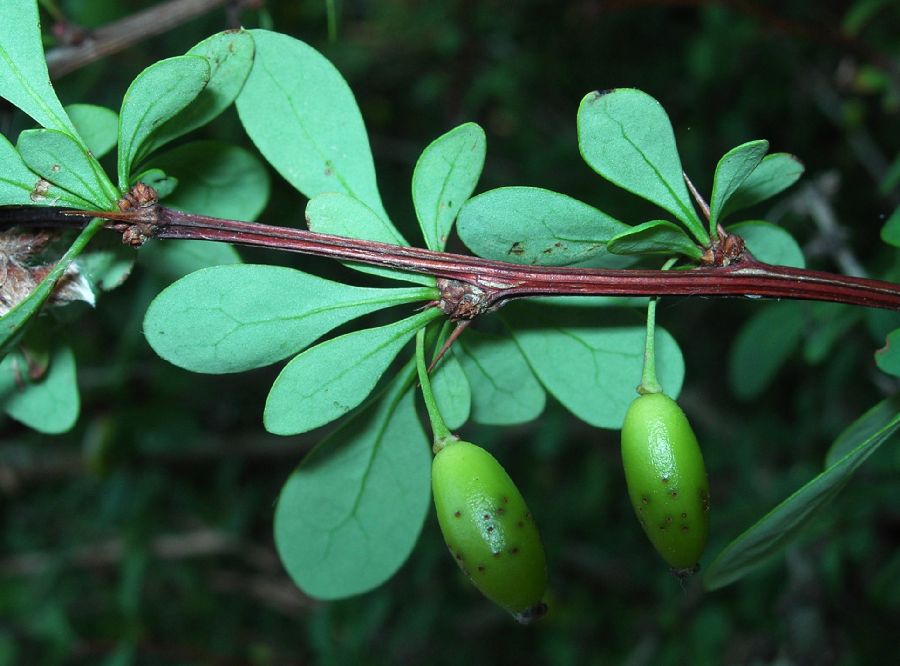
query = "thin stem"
xmin=4 ymin=204 xmax=900 ymax=311
xmin=683 ymin=170 xmax=712 ymax=226
xmin=45 ymin=0 xmax=261 ymax=78
xmin=415 ymin=327 xmax=454 ymax=450
xmin=639 ymin=258 xmax=678 ymax=395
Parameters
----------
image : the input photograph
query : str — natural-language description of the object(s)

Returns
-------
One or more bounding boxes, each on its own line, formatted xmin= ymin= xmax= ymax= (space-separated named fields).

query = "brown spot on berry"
xmin=502 ymin=496 xmax=509 ymax=504
xmin=681 ymin=512 xmax=687 ymax=518
xmin=455 ymin=552 xmax=464 ymax=561
xmin=681 ymin=526 xmax=690 ymax=532
xmin=665 ymin=515 xmax=673 ymax=523
xmin=496 ymin=506 xmax=505 ymax=515
xmin=483 ymin=513 xmax=490 ymax=520
xmin=487 ymin=526 xmax=494 ymax=533
xmin=641 ymin=495 xmax=650 ymax=504
xmin=492 ymin=552 xmax=501 ymax=558
xmin=661 ymin=477 xmax=670 ymax=484
xmin=454 ymin=511 xmax=461 ymax=518
xmin=509 ymin=547 xmax=519 ymax=555
xmin=517 ymin=521 xmax=524 ymax=528
xmin=477 ymin=565 xmax=485 ymax=573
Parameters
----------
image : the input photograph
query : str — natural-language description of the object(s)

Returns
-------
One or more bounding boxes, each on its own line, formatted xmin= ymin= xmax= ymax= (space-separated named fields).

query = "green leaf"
xmin=144 ymin=264 xmax=437 ymax=374
xmin=146 ymin=29 xmax=255 ymax=155
xmin=703 ymin=407 xmax=900 ymax=590
xmin=274 ymin=364 xmax=430 ymax=599
xmin=264 ymin=308 xmax=442 ymax=435
xmin=729 ymin=302 xmax=805 ymax=400
xmin=826 ymin=394 xmax=900 ymax=466
xmin=504 ymin=304 xmax=684 ymax=429
xmin=65 ymin=104 xmax=118 ymax=159
xmin=236 ymin=30 xmax=389 ymax=221
xmin=576 ymin=89 xmax=707 ymax=244
xmin=708 ymin=140 xmax=768 ymax=228
xmin=720 ymin=153 xmax=804 ymax=218
xmin=803 ymin=303 xmax=859 ymax=365
xmin=457 ymin=186 xmax=632 ymax=268
xmin=17 ymin=129 xmax=117 ymax=208
xmin=117 ymin=55 xmax=211 ymax=189
xmin=728 ymin=220 xmax=805 ymax=268
xmin=131 ymin=168 xmax=178 ymax=199
xmin=0 ymin=133 xmax=92 ymax=207
xmin=0 ymin=0 xmax=81 ymax=139
xmin=0 ymin=218 xmax=105 ymax=357
xmin=875 ymin=328 xmax=900 ymax=377
xmin=607 ymin=219 xmax=703 ymax=260
xmin=306 ymin=192 xmax=434 ymax=286
xmin=412 ymin=122 xmax=486 ymax=251
xmin=150 ymin=141 xmax=270 ymax=221
xmin=0 ymin=345 xmax=79 ymax=434
xmin=880 ymin=206 xmax=900 ymax=249
xmin=138 ymin=239 xmax=242 ymax=282
xmin=430 ymin=350 xmax=471 ymax=430
xmin=456 ymin=329 xmax=546 ymax=425
xmin=76 ymin=234 xmax=135 ymax=293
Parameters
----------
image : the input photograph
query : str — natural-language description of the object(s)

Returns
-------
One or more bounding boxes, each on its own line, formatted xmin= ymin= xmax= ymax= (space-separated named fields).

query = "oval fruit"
xmin=620 ymin=392 xmax=710 ymax=574
xmin=432 ymin=440 xmax=547 ymax=623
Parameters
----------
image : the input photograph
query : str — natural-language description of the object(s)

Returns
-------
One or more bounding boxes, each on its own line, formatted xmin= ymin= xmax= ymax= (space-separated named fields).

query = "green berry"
xmin=621 ymin=392 xmax=710 ymax=574
xmin=432 ymin=440 xmax=548 ymax=623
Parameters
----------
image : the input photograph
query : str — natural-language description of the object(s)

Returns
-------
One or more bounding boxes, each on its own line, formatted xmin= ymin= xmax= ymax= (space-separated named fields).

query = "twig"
xmin=45 ymin=0 xmax=261 ymax=78
xmin=4 ymin=203 xmax=900 ymax=311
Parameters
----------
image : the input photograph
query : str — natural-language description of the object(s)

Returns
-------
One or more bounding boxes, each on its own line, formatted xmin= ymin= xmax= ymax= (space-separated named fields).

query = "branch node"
xmin=436 ymin=278 xmax=493 ymax=320
xmin=700 ymin=228 xmax=749 ymax=267
xmin=117 ymin=183 xmax=160 ymax=247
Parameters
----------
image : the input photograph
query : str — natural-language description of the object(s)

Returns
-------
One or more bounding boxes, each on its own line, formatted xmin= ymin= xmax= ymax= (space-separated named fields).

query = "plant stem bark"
xmin=4 ymin=204 xmax=900 ymax=311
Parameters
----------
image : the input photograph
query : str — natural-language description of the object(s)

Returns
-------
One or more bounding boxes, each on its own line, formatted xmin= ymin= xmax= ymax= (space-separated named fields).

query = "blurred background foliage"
xmin=2 ymin=0 xmax=900 ymax=664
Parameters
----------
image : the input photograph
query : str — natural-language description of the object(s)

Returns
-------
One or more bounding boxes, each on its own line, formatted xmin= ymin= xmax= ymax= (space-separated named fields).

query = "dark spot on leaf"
xmin=324 ymin=160 xmax=333 ymax=177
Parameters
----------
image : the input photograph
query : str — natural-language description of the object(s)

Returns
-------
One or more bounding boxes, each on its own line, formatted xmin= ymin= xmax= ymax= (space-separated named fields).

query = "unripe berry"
xmin=621 ymin=393 xmax=710 ymax=574
xmin=432 ymin=440 xmax=548 ymax=623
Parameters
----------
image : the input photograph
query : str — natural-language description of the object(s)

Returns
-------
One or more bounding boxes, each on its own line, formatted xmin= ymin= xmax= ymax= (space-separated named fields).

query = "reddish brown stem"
xmin=3 ymin=204 xmax=900 ymax=311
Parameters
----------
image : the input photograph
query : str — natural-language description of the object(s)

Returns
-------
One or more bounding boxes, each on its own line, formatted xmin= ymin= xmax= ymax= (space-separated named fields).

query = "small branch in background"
xmin=806 ymin=71 xmax=899 ymax=207
xmin=779 ymin=173 xmax=869 ymax=279
xmin=45 ymin=0 xmax=263 ymax=79
xmin=0 ymin=528 xmax=239 ymax=575
xmin=0 ymin=431 xmax=314 ymax=493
